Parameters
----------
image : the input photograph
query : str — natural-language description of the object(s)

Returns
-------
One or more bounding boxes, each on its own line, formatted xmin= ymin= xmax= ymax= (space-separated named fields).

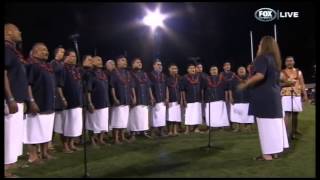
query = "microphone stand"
xmin=207 ymin=97 xmax=213 ymax=149
xmin=202 ymin=88 xmax=222 ymax=152
xmin=70 ymin=34 xmax=90 ymax=178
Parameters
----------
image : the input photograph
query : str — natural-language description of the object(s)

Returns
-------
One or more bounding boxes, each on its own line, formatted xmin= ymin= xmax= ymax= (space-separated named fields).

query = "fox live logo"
xmin=255 ymin=8 xmax=299 ymax=22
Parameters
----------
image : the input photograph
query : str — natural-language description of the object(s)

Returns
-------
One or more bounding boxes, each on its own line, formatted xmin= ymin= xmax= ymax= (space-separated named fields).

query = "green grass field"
xmin=12 ymin=104 xmax=315 ymax=178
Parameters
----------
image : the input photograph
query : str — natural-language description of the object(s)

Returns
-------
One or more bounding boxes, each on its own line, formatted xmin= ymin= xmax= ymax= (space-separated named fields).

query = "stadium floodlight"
xmin=142 ymin=7 xmax=168 ymax=31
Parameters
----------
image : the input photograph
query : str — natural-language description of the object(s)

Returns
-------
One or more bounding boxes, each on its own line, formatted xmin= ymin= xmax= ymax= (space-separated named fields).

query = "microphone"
xmin=69 ymin=33 xmax=80 ymax=40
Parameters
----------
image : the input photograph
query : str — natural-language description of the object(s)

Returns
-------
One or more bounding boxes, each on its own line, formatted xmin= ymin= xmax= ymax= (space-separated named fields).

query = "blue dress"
xmin=249 ymin=54 xmax=283 ymax=118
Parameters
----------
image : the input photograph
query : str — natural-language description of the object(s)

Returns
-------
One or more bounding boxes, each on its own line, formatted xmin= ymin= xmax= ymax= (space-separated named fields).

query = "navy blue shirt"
xmin=110 ymin=69 xmax=133 ymax=106
xmin=4 ymin=41 xmax=28 ymax=102
xmin=81 ymin=67 xmax=94 ymax=108
xmin=27 ymin=61 xmax=56 ymax=113
xmin=104 ymin=69 xmax=114 ymax=105
xmin=220 ymin=71 xmax=235 ymax=91
xmin=131 ymin=70 xmax=151 ymax=106
xmin=198 ymin=72 xmax=208 ymax=88
xmin=81 ymin=67 xmax=94 ymax=93
xmin=166 ymin=75 xmax=181 ymax=103
xmin=149 ymin=71 xmax=167 ymax=103
xmin=51 ymin=59 xmax=65 ymax=110
xmin=62 ymin=64 xmax=83 ymax=109
xmin=204 ymin=75 xmax=225 ymax=102
xmin=87 ymin=68 xmax=111 ymax=109
xmin=180 ymin=74 xmax=203 ymax=103
xmin=249 ymin=54 xmax=283 ymax=118
xmin=230 ymin=75 xmax=250 ymax=103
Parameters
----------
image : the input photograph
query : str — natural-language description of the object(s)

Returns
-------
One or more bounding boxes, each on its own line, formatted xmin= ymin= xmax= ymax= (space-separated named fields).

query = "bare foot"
xmin=114 ymin=140 xmax=122 ymax=145
xmin=143 ymin=133 xmax=153 ymax=139
xmin=129 ymin=136 xmax=136 ymax=142
xmin=70 ymin=146 xmax=83 ymax=151
xmin=63 ymin=149 xmax=74 ymax=154
xmin=123 ymin=138 xmax=132 ymax=143
xmin=272 ymin=154 xmax=279 ymax=159
xmin=194 ymin=128 xmax=201 ymax=133
xmin=42 ymin=154 xmax=57 ymax=160
xmin=261 ymin=154 xmax=273 ymax=160
xmin=28 ymin=158 xmax=44 ymax=165
xmin=99 ymin=140 xmax=107 ymax=145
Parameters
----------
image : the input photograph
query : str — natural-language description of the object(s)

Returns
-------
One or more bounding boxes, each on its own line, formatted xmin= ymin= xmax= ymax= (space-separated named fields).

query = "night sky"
xmin=5 ymin=2 xmax=316 ymax=82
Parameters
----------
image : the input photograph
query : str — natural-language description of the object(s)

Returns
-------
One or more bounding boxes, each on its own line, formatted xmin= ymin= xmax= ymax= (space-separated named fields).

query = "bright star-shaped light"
xmin=142 ymin=7 xmax=168 ymax=31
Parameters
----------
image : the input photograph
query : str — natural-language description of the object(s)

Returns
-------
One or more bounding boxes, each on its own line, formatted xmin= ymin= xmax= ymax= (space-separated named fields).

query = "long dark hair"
xmin=256 ymin=36 xmax=282 ymax=71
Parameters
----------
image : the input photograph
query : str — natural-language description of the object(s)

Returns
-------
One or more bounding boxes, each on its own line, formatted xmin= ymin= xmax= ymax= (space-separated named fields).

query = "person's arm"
xmin=238 ymin=73 xmax=265 ymax=90
xmin=224 ymin=91 xmax=229 ymax=102
xmin=131 ymin=88 xmax=137 ymax=105
xmin=149 ymin=87 xmax=155 ymax=106
xmin=181 ymin=91 xmax=187 ymax=108
xmin=229 ymin=80 xmax=235 ymax=104
xmin=229 ymin=90 xmax=234 ymax=104
xmin=165 ymin=87 xmax=169 ymax=106
xmin=224 ymin=91 xmax=228 ymax=102
xmin=181 ymin=91 xmax=184 ymax=106
xmin=200 ymin=89 xmax=204 ymax=103
xmin=26 ymin=65 xmax=40 ymax=114
xmin=110 ymin=72 xmax=120 ymax=105
xmin=299 ymin=71 xmax=308 ymax=102
xmin=57 ymin=87 xmax=68 ymax=108
xmin=223 ymin=79 xmax=230 ymax=103
xmin=87 ymin=92 xmax=95 ymax=113
xmin=27 ymin=85 xmax=40 ymax=114
xmin=180 ymin=77 xmax=187 ymax=107
xmin=111 ymin=88 xmax=120 ymax=105
xmin=279 ymin=71 xmax=295 ymax=87
xmin=56 ymin=69 xmax=68 ymax=108
xmin=239 ymin=56 xmax=269 ymax=91
xmin=4 ymin=70 xmax=18 ymax=114
xmin=86 ymin=73 xmax=95 ymax=112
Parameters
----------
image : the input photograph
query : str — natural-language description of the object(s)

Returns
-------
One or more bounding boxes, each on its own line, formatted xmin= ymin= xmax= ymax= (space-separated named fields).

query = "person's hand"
xmin=150 ymin=97 xmax=155 ymax=106
xmin=165 ymin=98 xmax=169 ymax=107
xmin=302 ymin=94 xmax=308 ymax=103
xmin=114 ymin=98 xmax=120 ymax=106
xmin=29 ymin=101 xmax=40 ymax=115
xmin=132 ymin=97 xmax=137 ymax=106
xmin=180 ymin=100 xmax=184 ymax=107
xmin=229 ymin=97 xmax=234 ymax=105
xmin=287 ymin=79 xmax=297 ymax=86
xmin=61 ymin=97 xmax=68 ymax=109
xmin=88 ymin=103 xmax=95 ymax=113
xmin=182 ymin=100 xmax=187 ymax=108
xmin=7 ymin=99 xmax=18 ymax=114
xmin=23 ymin=103 xmax=27 ymax=113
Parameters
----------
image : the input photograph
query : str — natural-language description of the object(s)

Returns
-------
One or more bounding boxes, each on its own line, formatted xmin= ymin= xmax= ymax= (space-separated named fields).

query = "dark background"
xmin=5 ymin=2 xmax=316 ymax=82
